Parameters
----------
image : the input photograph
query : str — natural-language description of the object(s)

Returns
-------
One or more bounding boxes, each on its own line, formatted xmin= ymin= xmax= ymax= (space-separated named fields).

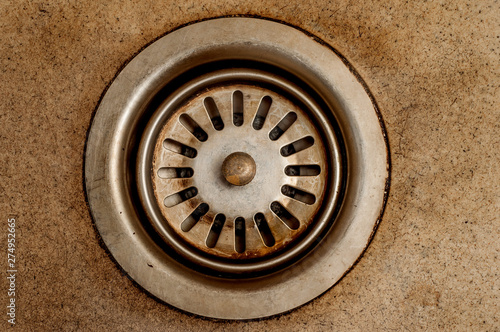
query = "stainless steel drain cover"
xmin=85 ymin=17 xmax=389 ymax=319
xmin=151 ymin=83 xmax=331 ymax=260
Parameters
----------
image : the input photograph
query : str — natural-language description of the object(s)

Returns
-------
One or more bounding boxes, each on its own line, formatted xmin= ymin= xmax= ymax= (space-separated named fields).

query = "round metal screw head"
xmin=221 ymin=152 xmax=256 ymax=186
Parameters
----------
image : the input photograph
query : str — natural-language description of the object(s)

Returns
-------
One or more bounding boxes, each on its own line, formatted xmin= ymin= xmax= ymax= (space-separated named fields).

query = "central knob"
xmin=221 ymin=152 xmax=256 ymax=186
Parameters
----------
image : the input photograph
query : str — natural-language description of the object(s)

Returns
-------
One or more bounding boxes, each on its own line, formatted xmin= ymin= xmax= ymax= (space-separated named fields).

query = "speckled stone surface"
xmin=0 ymin=0 xmax=498 ymax=330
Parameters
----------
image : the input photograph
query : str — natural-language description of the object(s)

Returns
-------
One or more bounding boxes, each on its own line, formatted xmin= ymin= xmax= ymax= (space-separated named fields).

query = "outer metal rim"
xmin=137 ymin=68 xmax=343 ymax=276
xmin=85 ymin=17 xmax=389 ymax=319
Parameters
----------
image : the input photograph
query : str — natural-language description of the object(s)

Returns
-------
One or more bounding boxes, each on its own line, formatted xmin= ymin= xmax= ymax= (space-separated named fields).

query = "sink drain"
xmin=85 ymin=17 xmax=389 ymax=319
xmin=138 ymin=70 xmax=342 ymax=275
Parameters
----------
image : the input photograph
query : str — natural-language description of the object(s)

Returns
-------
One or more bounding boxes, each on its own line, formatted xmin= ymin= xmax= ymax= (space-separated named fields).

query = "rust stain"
xmin=407 ymin=283 xmax=441 ymax=307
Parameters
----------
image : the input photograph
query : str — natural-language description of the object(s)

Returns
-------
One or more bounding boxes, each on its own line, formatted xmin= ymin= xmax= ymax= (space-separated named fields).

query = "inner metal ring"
xmin=138 ymin=69 xmax=342 ymax=275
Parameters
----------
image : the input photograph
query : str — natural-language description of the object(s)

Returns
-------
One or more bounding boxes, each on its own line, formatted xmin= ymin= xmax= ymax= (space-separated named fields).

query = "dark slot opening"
xmin=206 ymin=214 xmax=226 ymax=248
xmin=232 ymin=90 xmax=244 ymax=127
xmin=254 ymin=213 xmax=275 ymax=247
xmin=269 ymin=112 xmax=297 ymax=141
xmin=280 ymin=136 xmax=314 ymax=157
xmin=252 ymin=96 xmax=272 ymax=130
xmin=204 ymin=97 xmax=224 ymax=131
xmin=281 ymin=185 xmax=316 ymax=205
xmin=163 ymin=187 xmax=198 ymax=207
xmin=179 ymin=114 xmax=208 ymax=142
xmin=234 ymin=217 xmax=246 ymax=253
xmin=270 ymin=201 xmax=300 ymax=230
xmin=181 ymin=203 xmax=209 ymax=232
xmin=157 ymin=167 xmax=194 ymax=179
xmin=284 ymin=165 xmax=321 ymax=177
xmin=163 ymin=139 xmax=197 ymax=158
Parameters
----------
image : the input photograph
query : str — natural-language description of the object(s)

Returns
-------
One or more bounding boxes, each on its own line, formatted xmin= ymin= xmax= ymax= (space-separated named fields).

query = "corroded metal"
xmin=151 ymin=84 xmax=328 ymax=260
xmin=221 ymin=152 xmax=256 ymax=186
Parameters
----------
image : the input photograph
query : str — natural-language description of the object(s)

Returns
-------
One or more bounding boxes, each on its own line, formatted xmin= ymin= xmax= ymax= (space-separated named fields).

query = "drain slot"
xmin=204 ymin=97 xmax=224 ymax=131
xmin=232 ymin=91 xmax=244 ymax=127
xmin=254 ymin=213 xmax=275 ymax=247
xmin=179 ymin=114 xmax=208 ymax=142
xmin=269 ymin=112 xmax=297 ymax=141
xmin=252 ymin=96 xmax=272 ymax=130
xmin=281 ymin=185 xmax=316 ymax=205
xmin=234 ymin=217 xmax=246 ymax=253
xmin=270 ymin=201 xmax=300 ymax=230
xmin=206 ymin=214 xmax=226 ymax=248
xmin=163 ymin=139 xmax=197 ymax=158
xmin=157 ymin=167 xmax=194 ymax=179
xmin=163 ymin=187 xmax=198 ymax=207
xmin=181 ymin=203 xmax=209 ymax=232
xmin=284 ymin=165 xmax=321 ymax=177
xmin=280 ymin=136 xmax=314 ymax=157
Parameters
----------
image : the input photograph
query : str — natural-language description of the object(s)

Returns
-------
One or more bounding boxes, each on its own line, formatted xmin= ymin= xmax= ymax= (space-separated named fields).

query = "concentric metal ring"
xmin=138 ymin=69 xmax=342 ymax=275
xmin=85 ymin=17 xmax=389 ymax=319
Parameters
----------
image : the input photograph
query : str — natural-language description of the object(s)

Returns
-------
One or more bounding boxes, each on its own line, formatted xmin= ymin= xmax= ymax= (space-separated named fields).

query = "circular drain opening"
xmin=138 ymin=67 xmax=343 ymax=276
xmin=85 ymin=18 xmax=389 ymax=319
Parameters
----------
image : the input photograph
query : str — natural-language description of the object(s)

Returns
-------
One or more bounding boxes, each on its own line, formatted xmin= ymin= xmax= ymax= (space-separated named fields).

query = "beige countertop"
xmin=0 ymin=0 xmax=498 ymax=330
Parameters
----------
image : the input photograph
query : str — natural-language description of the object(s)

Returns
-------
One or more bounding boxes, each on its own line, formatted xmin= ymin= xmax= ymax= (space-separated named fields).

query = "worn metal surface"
xmin=152 ymin=84 xmax=328 ymax=259
xmin=84 ymin=18 xmax=389 ymax=319
xmin=221 ymin=152 xmax=256 ymax=186
xmin=138 ymin=69 xmax=343 ymax=275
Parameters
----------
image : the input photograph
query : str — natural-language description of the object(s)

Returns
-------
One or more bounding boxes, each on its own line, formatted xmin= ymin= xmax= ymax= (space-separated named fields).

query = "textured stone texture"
xmin=0 ymin=0 xmax=498 ymax=330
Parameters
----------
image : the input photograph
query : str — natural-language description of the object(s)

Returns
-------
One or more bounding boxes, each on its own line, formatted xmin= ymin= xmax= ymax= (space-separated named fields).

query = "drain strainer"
xmin=151 ymin=83 xmax=330 ymax=260
xmin=85 ymin=17 xmax=389 ymax=319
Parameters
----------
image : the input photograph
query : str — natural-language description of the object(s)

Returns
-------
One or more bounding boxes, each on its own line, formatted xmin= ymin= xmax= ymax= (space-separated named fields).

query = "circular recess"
xmin=141 ymin=75 xmax=339 ymax=272
xmin=85 ymin=18 xmax=389 ymax=319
